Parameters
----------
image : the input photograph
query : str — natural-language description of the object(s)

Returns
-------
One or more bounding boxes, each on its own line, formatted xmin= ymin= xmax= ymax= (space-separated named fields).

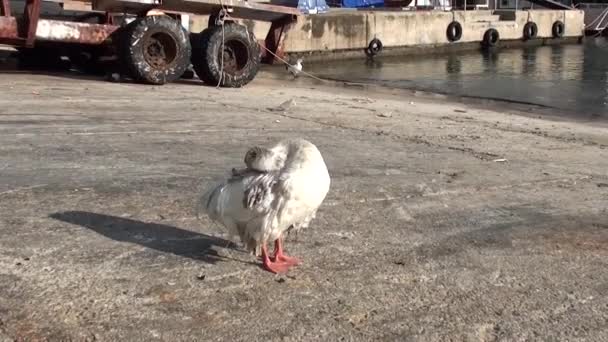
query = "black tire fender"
xmin=482 ymin=28 xmax=500 ymax=48
xmin=446 ymin=21 xmax=463 ymax=42
xmin=552 ymin=21 xmax=565 ymax=38
xmin=523 ymin=22 xmax=538 ymax=41
xmin=191 ymin=23 xmax=260 ymax=88
xmin=120 ymin=15 xmax=192 ymax=85
xmin=366 ymin=38 xmax=383 ymax=57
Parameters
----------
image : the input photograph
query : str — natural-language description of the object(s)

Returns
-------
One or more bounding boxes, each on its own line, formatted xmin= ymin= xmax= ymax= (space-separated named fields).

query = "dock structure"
xmin=193 ymin=7 xmax=585 ymax=62
xmin=285 ymin=9 xmax=584 ymax=60
xmin=0 ymin=0 xmax=587 ymax=86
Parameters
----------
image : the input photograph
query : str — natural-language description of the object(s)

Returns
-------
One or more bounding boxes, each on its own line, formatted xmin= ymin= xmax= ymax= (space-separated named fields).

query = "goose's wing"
xmin=243 ymin=171 xmax=281 ymax=212
xmin=199 ymin=170 xmax=293 ymax=250
xmin=200 ymin=170 xmax=284 ymax=224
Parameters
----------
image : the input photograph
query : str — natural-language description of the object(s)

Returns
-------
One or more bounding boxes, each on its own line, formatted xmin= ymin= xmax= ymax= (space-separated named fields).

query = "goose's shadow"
xmin=49 ymin=211 xmax=249 ymax=265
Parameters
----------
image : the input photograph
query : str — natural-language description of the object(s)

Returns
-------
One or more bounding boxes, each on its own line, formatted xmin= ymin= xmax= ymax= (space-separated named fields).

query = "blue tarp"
xmin=269 ymin=0 xmax=329 ymax=14
xmin=338 ymin=0 xmax=384 ymax=7
xmin=297 ymin=0 xmax=330 ymax=13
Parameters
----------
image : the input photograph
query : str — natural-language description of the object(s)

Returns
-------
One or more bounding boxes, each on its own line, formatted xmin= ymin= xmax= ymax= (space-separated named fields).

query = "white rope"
xmin=216 ymin=0 xmax=228 ymax=88
xmin=218 ymin=21 xmax=225 ymax=88
xmin=219 ymin=10 xmax=330 ymax=83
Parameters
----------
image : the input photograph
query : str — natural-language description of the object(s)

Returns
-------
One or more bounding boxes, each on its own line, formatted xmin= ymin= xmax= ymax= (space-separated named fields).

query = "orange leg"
xmin=261 ymin=243 xmax=290 ymax=274
xmin=272 ymin=238 xmax=301 ymax=267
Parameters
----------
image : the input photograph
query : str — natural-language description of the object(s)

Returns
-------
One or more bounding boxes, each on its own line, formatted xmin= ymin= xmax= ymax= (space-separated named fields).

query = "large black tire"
xmin=365 ymin=38 xmax=383 ymax=57
xmin=482 ymin=28 xmax=500 ymax=49
xmin=120 ymin=15 xmax=191 ymax=85
xmin=446 ymin=21 xmax=463 ymax=42
xmin=552 ymin=21 xmax=565 ymax=38
xmin=523 ymin=22 xmax=538 ymax=41
xmin=191 ymin=23 xmax=260 ymax=88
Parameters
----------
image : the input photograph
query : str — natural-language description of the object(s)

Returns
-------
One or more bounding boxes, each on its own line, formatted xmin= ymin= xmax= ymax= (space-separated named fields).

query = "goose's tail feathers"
xmin=196 ymin=174 xmax=231 ymax=222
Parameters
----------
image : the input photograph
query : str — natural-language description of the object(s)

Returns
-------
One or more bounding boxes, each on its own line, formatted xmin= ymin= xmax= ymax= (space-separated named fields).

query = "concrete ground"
xmin=1 ymin=70 xmax=608 ymax=342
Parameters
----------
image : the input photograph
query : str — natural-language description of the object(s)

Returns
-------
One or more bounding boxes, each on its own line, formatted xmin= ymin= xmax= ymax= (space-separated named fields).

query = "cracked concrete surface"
xmin=1 ymin=72 xmax=608 ymax=341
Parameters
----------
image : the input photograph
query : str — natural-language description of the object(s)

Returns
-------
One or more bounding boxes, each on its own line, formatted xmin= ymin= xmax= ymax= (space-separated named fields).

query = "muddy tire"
xmin=191 ymin=23 xmax=260 ymax=87
xmin=120 ymin=15 xmax=191 ymax=85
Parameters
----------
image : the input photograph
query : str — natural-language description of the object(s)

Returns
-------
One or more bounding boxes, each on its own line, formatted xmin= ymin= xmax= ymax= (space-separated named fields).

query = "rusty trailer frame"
xmin=0 ymin=0 xmax=299 ymax=65
xmin=0 ymin=0 xmax=120 ymax=47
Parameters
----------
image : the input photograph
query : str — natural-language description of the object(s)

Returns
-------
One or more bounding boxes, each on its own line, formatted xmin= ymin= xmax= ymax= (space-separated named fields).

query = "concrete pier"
xmin=190 ymin=9 xmax=585 ymax=61
xmin=283 ymin=9 xmax=585 ymax=59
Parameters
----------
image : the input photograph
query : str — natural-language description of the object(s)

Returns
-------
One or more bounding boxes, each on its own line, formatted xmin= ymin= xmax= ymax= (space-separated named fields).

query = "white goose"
xmin=198 ymin=139 xmax=330 ymax=273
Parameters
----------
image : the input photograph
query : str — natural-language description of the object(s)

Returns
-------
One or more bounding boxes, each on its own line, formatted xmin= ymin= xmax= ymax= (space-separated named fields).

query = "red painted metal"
xmin=0 ymin=16 xmax=20 ymax=44
xmin=93 ymin=0 xmax=302 ymax=18
xmin=23 ymin=0 xmax=42 ymax=47
xmin=35 ymin=19 xmax=118 ymax=44
xmin=263 ymin=15 xmax=294 ymax=64
xmin=0 ymin=0 xmax=301 ymax=68
xmin=1 ymin=0 xmax=11 ymax=17
xmin=0 ymin=16 xmax=118 ymax=46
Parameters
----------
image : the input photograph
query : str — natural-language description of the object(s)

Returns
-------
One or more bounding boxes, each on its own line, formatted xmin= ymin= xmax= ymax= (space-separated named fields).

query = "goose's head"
xmin=296 ymin=58 xmax=303 ymax=66
xmin=244 ymin=146 xmax=285 ymax=172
